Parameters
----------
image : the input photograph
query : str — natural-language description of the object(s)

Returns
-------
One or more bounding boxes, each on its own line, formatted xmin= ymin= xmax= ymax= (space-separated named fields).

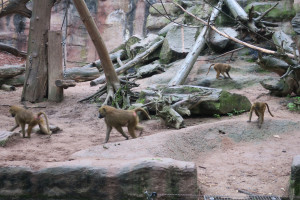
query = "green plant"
xmin=233 ymin=109 xmax=246 ymax=115
xmin=227 ymin=113 xmax=233 ymax=117
xmin=287 ymin=102 xmax=296 ymax=111
xmin=213 ymin=114 xmax=221 ymax=118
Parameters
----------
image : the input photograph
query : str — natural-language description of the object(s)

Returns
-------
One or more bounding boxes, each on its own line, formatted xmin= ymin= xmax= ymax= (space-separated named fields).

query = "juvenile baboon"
xmin=247 ymin=102 xmax=274 ymax=128
xmin=206 ymin=63 xmax=232 ymax=80
xmin=98 ymin=105 xmax=151 ymax=143
xmin=9 ymin=105 xmax=51 ymax=138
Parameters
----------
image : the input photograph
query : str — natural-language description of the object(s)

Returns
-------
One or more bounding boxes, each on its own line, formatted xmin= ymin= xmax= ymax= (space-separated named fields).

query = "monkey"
xmin=247 ymin=102 xmax=274 ymax=128
xmin=98 ymin=105 xmax=151 ymax=143
xmin=9 ymin=105 xmax=51 ymax=138
xmin=206 ymin=63 xmax=232 ymax=80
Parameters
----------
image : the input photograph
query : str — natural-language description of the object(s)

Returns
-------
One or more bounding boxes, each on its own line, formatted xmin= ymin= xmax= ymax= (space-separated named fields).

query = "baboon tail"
xmin=206 ymin=64 xmax=215 ymax=75
xmin=265 ymin=103 xmax=274 ymax=117
xmin=134 ymin=108 xmax=151 ymax=120
xmin=37 ymin=112 xmax=51 ymax=135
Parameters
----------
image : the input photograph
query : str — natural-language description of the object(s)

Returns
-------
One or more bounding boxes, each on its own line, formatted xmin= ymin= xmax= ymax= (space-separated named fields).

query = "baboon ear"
xmin=102 ymin=107 xmax=106 ymax=113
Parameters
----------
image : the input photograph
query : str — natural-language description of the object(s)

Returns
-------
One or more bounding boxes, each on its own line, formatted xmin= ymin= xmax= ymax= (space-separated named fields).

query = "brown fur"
xmin=247 ymin=102 xmax=274 ymax=128
xmin=98 ymin=105 xmax=151 ymax=143
xmin=206 ymin=63 xmax=232 ymax=80
xmin=9 ymin=105 xmax=51 ymax=138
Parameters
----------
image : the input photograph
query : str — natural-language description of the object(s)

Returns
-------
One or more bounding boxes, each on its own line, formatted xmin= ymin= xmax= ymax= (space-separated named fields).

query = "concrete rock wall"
xmin=0 ymin=158 xmax=197 ymax=200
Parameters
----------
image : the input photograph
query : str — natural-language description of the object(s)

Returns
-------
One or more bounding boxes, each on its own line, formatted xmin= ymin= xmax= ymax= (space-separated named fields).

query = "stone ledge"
xmin=0 ymin=157 xmax=197 ymax=200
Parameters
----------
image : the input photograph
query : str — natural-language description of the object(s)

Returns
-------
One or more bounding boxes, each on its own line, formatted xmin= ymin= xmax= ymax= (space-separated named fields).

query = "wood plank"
xmin=48 ymin=30 xmax=63 ymax=102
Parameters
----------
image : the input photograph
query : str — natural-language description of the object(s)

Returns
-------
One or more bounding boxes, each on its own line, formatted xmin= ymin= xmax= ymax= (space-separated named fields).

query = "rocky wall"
xmin=0 ymin=158 xmax=197 ymax=200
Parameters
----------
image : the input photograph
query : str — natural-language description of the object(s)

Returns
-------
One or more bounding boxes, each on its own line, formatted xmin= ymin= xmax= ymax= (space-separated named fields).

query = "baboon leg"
xmin=127 ymin=126 xmax=137 ymax=139
xmin=135 ymin=125 xmax=144 ymax=136
xmin=221 ymin=71 xmax=226 ymax=78
xmin=104 ymin=125 xmax=112 ymax=143
xmin=115 ymin=126 xmax=129 ymax=140
xmin=247 ymin=108 xmax=253 ymax=122
xmin=21 ymin=123 xmax=26 ymax=138
xmin=216 ymin=71 xmax=221 ymax=79
xmin=226 ymin=72 xmax=231 ymax=79
xmin=258 ymin=112 xmax=263 ymax=128
xmin=27 ymin=125 xmax=33 ymax=138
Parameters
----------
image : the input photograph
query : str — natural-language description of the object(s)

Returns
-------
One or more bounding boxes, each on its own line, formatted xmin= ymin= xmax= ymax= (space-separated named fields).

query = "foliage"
xmin=287 ymin=96 xmax=300 ymax=111
xmin=213 ymin=114 xmax=221 ymax=118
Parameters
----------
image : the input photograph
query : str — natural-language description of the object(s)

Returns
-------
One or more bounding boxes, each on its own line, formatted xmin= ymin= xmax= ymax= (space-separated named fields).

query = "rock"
xmin=0 ymin=158 xmax=197 ymax=200
xmin=159 ymin=25 xmax=199 ymax=64
xmin=0 ymin=131 xmax=18 ymax=147
xmin=191 ymin=90 xmax=251 ymax=115
xmin=149 ymin=3 xmax=182 ymax=16
xmin=129 ymin=34 xmax=163 ymax=59
xmin=245 ymin=1 xmax=296 ymax=21
xmin=207 ymin=27 xmax=239 ymax=53
xmin=290 ymin=155 xmax=300 ymax=200
xmin=273 ymin=31 xmax=299 ymax=56
xmin=136 ymin=62 xmax=165 ymax=78
xmin=158 ymin=16 xmax=184 ymax=37
xmin=146 ymin=15 xmax=172 ymax=31
xmin=258 ymin=55 xmax=289 ymax=76
xmin=292 ymin=12 xmax=300 ymax=35
xmin=125 ymin=35 xmax=142 ymax=59
xmin=184 ymin=4 xmax=211 ymax=26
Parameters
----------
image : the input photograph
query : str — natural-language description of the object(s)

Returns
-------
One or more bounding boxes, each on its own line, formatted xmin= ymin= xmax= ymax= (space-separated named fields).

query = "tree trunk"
xmin=72 ymin=0 xmax=120 ymax=93
xmin=168 ymin=0 xmax=223 ymax=86
xmin=65 ymin=67 xmax=100 ymax=82
xmin=21 ymin=0 xmax=55 ymax=102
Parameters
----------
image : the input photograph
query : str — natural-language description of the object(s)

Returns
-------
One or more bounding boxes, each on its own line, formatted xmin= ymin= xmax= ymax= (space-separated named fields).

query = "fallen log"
xmin=55 ymin=79 xmax=76 ymax=89
xmin=0 ymin=43 xmax=27 ymax=58
xmin=90 ymin=38 xmax=164 ymax=86
xmin=82 ymin=49 xmax=126 ymax=69
xmin=0 ymin=64 xmax=25 ymax=78
xmin=168 ymin=0 xmax=223 ymax=86
xmin=139 ymin=85 xmax=251 ymax=128
xmin=0 ymin=74 xmax=25 ymax=86
xmin=1 ymin=84 xmax=15 ymax=91
xmin=65 ymin=67 xmax=100 ymax=82
xmin=174 ymin=1 xmax=295 ymax=59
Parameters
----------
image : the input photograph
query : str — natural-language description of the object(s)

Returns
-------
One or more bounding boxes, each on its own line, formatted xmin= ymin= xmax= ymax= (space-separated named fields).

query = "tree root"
xmin=78 ymin=79 xmax=139 ymax=107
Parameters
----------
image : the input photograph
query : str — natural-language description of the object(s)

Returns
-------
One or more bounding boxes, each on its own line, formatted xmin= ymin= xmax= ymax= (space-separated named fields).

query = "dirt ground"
xmin=0 ymin=51 xmax=299 ymax=198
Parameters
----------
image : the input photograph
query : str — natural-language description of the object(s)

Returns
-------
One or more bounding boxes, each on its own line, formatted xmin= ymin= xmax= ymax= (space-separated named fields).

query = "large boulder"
xmin=146 ymin=15 xmax=172 ymax=31
xmin=0 ymin=158 xmax=197 ymax=200
xmin=292 ymin=12 xmax=300 ymax=35
xmin=149 ymin=3 xmax=182 ymax=16
xmin=159 ymin=25 xmax=199 ymax=64
xmin=290 ymin=155 xmax=300 ymax=200
xmin=245 ymin=1 xmax=296 ymax=21
xmin=207 ymin=27 xmax=239 ymax=53
xmin=183 ymin=4 xmax=211 ymax=26
xmin=272 ymin=31 xmax=299 ymax=56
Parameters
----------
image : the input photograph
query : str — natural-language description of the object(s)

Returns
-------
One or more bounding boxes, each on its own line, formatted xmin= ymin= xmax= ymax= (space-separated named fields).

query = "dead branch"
xmin=0 ymin=43 xmax=27 ymax=57
xmin=173 ymin=1 xmax=295 ymax=59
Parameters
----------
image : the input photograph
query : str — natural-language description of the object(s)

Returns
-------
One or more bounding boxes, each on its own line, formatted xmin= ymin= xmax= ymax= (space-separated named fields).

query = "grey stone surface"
xmin=159 ymin=25 xmax=199 ymax=64
xmin=207 ymin=27 xmax=239 ymax=53
xmin=290 ymin=155 xmax=300 ymax=199
xmin=0 ymin=131 xmax=18 ymax=147
xmin=0 ymin=158 xmax=197 ymax=200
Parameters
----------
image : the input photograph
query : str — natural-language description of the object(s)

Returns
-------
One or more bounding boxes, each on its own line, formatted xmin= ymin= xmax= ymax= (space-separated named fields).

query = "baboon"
xmin=98 ymin=105 xmax=151 ymax=143
xmin=247 ymin=102 xmax=274 ymax=128
xmin=9 ymin=105 xmax=51 ymax=138
xmin=206 ymin=63 xmax=232 ymax=80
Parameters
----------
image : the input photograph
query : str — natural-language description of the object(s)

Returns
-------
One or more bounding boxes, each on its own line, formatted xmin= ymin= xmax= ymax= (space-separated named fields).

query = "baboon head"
xmin=98 ymin=106 xmax=107 ymax=118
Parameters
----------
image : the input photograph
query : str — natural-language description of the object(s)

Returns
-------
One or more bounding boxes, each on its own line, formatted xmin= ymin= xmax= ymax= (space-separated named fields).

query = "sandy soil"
xmin=0 ymin=52 xmax=299 ymax=198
